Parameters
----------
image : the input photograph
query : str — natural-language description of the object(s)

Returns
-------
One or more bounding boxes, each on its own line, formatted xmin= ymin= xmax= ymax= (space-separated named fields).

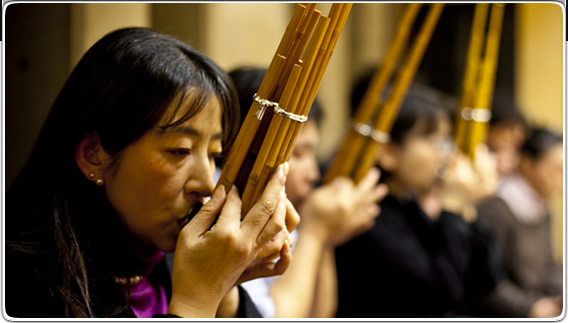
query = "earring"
xmin=96 ymin=178 xmax=104 ymax=186
xmin=89 ymin=172 xmax=96 ymax=179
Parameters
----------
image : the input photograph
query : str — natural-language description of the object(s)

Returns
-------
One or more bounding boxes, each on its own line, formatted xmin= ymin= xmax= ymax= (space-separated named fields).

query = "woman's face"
xmin=523 ymin=143 xmax=563 ymax=199
xmin=286 ymin=120 xmax=321 ymax=208
xmin=104 ymin=93 xmax=223 ymax=252
xmin=392 ymin=117 xmax=453 ymax=195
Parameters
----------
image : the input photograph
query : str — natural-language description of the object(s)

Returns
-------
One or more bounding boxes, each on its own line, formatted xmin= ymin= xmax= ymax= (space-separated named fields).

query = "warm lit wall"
xmin=515 ymin=3 xmax=563 ymax=132
xmin=515 ymin=3 xmax=564 ymax=262
xmin=70 ymin=3 xmax=151 ymax=67
xmin=201 ymin=3 xmax=292 ymax=72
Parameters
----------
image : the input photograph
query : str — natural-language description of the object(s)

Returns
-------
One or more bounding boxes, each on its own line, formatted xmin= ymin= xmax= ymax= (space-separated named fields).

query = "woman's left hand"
xmin=168 ymin=163 xmax=293 ymax=317
xmin=236 ymin=190 xmax=299 ymax=285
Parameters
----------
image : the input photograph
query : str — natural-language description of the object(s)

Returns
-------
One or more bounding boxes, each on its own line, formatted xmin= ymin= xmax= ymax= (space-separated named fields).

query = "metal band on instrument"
xmin=461 ymin=107 xmax=492 ymax=122
xmin=253 ymin=94 xmax=308 ymax=123
xmin=354 ymin=122 xmax=391 ymax=143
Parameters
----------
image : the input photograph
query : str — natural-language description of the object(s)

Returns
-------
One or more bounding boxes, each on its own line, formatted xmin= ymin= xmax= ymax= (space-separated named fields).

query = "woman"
xmin=334 ymin=77 xmax=501 ymax=317
xmin=5 ymin=28 xmax=298 ymax=318
xmin=476 ymin=128 xmax=563 ymax=318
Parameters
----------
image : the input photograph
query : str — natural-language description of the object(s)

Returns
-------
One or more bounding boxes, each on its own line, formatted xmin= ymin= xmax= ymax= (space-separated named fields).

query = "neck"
xmin=416 ymin=187 xmax=442 ymax=220
xmin=386 ymin=179 xmax=442 ymax=219
xmin=118 ymin=228 xmax=164 ymax=276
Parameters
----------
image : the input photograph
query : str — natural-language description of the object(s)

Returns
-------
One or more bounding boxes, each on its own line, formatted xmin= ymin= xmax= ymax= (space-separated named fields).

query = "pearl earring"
xmin=89 ymin=172 xmax=96 ymax=179
xmin=96 ymin=178 xmax=104 ymax=186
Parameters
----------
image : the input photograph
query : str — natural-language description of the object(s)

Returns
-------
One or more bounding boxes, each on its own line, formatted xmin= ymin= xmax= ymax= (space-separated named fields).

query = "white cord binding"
xmin=253 ymin=94 xmax=308 ymax=123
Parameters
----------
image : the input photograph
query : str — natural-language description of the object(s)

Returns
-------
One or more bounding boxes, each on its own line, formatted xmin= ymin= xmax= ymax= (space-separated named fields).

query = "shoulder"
xmin=478 ymin=196 xmax=511 ymax=214
xmin=477 ymin=197 xmax=515 ymax=228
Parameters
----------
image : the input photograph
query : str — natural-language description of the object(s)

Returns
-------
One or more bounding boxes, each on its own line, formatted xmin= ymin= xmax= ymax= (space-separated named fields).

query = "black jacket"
xmin=335 ymin=195 xmax=502 ymax=318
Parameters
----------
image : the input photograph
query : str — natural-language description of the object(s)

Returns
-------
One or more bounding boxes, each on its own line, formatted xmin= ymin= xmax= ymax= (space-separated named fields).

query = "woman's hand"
xmin=299 ymin=167 xmax=388 ymax=247
xmin=529 ymin=296 xmax=563 ymax=318
xmin=438 ymin=145 xmax=498 ymax=221
xmin=471 ymin=144 xmax=499 ymax=201
xmin=168 ymin=163 xmax=291 ymax=318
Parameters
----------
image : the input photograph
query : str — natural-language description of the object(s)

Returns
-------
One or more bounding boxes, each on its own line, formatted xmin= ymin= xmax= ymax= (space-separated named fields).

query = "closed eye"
xmin=167 ymin=148 xmax=191 ymax=156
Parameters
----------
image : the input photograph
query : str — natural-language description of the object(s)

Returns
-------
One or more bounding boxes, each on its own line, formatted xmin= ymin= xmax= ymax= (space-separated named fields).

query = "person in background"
xmin=475 ymin=128 xmax=563 ymax=318
xmin=484 ymin=90 xmax=527 ymax=179
xmin=5 ymin=28 xmax=299 ymax=318
xmin=335 ymin=69 xmax=502 ymax=318
xmin=228 ymin=67 xmax=389 ymax=318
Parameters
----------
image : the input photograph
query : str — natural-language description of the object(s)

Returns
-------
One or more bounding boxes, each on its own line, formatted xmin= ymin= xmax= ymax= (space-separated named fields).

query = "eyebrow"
xmin=165 ymin=126 xmax=223 ymax=140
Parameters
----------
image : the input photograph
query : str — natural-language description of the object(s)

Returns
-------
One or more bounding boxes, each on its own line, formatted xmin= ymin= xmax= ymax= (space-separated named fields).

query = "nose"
xmin=185 ymin=153 xmax=216 ymax=199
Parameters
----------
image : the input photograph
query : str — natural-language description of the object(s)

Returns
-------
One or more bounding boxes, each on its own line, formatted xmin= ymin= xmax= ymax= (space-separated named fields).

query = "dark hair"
xmin=228 ymin=66 xmax=324 ymax=128
xmin=489 ymin=89 xmax=527 ymax=127
xmin=349 ymin=68 xmax=450 ymax=186
xmin=6 ymin=27 xmax=239 ymax=318
xmin=389 ymin=93 xmax=448 ymax=144
xmin=520 ymin=127 xmax=563 ymax=161
xmin=350 ymin=67 xmax=448 ymax=145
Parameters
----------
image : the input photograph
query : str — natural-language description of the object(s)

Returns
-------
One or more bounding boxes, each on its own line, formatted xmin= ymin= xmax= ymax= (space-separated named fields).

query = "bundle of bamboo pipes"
xmin=324 ymin=3 xmax=445 ymax=184
xmin=455 ymin=3 xmax=506 ymax=160
xmin=217 ymin=3 xmax=352 ymax=214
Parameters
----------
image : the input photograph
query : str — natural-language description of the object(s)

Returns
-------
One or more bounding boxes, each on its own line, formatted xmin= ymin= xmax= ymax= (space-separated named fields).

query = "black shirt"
xmin=335 ymin=195 xmax=501 ymax=318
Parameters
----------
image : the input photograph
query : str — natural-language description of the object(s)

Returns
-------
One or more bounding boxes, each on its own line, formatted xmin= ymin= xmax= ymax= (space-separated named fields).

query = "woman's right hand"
xmin=438 ymin=145 xmax=498 ymax=221
xmin=168 ymin=163 xmax=292 ymax=318
xmin=299 ymin=167 xmax=388 ymax=247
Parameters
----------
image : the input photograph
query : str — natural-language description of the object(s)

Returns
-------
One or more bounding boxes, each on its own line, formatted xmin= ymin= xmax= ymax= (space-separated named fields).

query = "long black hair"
xmin=5 ymin=27 xmax=239 ymax=318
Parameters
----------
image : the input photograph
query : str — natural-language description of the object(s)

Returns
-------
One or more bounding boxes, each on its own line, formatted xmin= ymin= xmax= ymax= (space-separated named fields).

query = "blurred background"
xmin=4 ymin=3 xmax=564 ymax=261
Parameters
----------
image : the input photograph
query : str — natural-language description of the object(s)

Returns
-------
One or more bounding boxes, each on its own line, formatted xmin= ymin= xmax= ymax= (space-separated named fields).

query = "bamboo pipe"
xmin=244 ymin=16 xmax=332 ymax=212
xmin=284 ymin=4 xmax=353 ymax=163
xmin=454 ymin=3 xmax=490 ymax=153
xmin=465 ymin=3 xmax=505 ymax=160
xmin=323 ymin=3 xmax=423 ymax=184
xmin=245 ymin=5 xmax=352 ymax=213
xmin=352 ymin=3 xmax=445 ymax=183
xmin=217 ymin=4 xmax=316 ymax=192
xmin=217 ymin=3 xmax=352 ymax=214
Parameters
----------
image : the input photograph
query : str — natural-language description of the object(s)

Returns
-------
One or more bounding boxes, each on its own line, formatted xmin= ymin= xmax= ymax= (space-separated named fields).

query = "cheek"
xmin=537 ymin=165 xmax=563 ymax=196
xmin=398 ymin=145 xmax=440 ymax=189
xmin=289 ymin=156 xmax=316 ymax=183
xmin=105 ymin=152 xmax=185 ymax=231
xmin=285 ymin=170 xmax=303 ymax=204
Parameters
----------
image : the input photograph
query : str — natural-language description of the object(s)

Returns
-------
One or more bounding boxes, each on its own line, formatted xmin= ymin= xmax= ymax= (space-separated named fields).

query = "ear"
xmin=75 ymin=132 xmax=111 ymax=184
xmin=376 ymin=142 xmax=399 ymax=172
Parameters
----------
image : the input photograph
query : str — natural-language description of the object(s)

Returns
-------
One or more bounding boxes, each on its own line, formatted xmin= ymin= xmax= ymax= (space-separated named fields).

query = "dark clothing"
xmin=6 ymin=177 xmax=262 ymax=318
xmin=474 ymin=197 xmax=563 ymax=317
xmin=5 ymin=252 xmax=261 ymax=318
xmin=153 ymin=285 xmax=262 ymax=319
xmin=335 ymin=195 xmax=501 ymax=318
